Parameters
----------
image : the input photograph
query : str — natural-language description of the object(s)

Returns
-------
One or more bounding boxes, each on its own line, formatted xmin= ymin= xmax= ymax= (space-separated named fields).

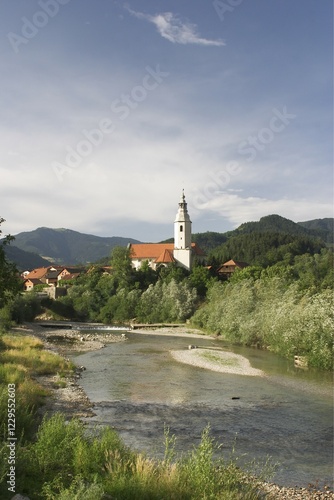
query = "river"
xmin=72 ymin=331 xmax=333 ymax=489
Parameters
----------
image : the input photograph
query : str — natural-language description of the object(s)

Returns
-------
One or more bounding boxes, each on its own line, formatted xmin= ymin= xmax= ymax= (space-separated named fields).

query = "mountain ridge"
xmin=2 ymin=215 xmax=332 ymax=270
xmin=3 ymin=227 xmax=140 ymax=268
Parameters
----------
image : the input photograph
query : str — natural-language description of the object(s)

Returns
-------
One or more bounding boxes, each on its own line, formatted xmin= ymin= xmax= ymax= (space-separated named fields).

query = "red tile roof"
xmin=218 ymin=260 xmax=249 ymax=270
xmin=129 ymin=243 xmax=205 ymax=260
xmin=155 ymin=249 xmax=176 ymax=264
xmin=130 ymin=243 xmax=173 ymax=259
xmin=25 ymin=267 xmax=52 ymax=280
xmin=225 ymin=260 xmax=248 ymax=267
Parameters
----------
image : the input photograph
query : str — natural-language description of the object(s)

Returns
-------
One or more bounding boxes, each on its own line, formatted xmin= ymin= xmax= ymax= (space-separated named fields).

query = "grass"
xmin=11 ymin=416 xmax=271 ymax=499
xmin=0 ymin=333 xmax=75 ymax=376
xmin=0 ymin=332 xmax=75 ymax=445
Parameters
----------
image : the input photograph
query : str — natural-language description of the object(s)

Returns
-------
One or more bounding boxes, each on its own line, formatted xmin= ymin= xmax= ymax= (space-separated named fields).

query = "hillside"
xmin=6 ymin=227 xmax=140 ymax=266
xmin=298 ymin=218 xmax=333 ymax=243
xmin=4 ymin=245 xmax=52 ymax=271
xmin=176 ymin=216 xmax=332 ymax=256
xmin=160 ymin=232 xmax=227 ymax=253
xmin=230 ymin=214 xmax=324 ymax=237
xmin=208 ymin=215 xmax=331 ymax=267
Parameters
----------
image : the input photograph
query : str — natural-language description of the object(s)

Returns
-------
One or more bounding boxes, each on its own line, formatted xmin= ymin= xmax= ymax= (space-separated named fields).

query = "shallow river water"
xmin=73 ymin=332 xmax=333 ymax=489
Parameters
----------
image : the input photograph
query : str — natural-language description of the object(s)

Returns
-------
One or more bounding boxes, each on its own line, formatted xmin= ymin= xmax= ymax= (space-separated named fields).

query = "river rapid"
xmin=72 ymin=331 xmax=333 ymax=489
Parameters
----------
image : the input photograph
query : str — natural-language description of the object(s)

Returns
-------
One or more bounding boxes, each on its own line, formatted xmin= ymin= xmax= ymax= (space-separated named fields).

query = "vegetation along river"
xmin=72 ymin=331 xmax=333 ymax=490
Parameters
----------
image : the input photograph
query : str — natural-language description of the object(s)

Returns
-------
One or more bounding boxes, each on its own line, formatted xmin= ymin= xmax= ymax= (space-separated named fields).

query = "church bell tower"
xmin=173 ymin=190 xmax=192 ymax=270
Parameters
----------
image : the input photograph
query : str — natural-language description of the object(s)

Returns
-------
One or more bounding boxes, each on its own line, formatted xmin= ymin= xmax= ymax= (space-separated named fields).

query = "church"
xmin=128 ymin=191 xmax=205 ymax=271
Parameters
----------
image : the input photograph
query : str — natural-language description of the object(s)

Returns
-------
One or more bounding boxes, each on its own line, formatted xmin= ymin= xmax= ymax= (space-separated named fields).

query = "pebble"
xmin=258 ymin=483 xmax=334 ymax=499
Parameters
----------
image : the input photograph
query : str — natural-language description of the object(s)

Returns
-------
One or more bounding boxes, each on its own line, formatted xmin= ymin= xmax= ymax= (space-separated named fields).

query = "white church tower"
xmin=173 ymin=190 xmax=192 ymax=270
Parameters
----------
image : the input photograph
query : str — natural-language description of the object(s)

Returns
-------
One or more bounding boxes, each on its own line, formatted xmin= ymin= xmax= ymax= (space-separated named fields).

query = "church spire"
xmin=177 ymin=189 xmax=190 ymax=216
xmin=179 ymin=189 xmax=187 ymax=208
xmin=174 ymin=189 xmax=192 ymax=256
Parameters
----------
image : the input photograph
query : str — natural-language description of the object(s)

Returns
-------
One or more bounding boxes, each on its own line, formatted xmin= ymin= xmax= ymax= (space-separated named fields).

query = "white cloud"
xmin=190 ymin=192 xmax=334 ymax=227
xmin=127 ymin=8 xmax=225 ymax=47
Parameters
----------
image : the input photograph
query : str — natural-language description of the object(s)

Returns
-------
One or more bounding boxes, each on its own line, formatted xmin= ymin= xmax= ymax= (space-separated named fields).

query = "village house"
xmin=217 ymin=259 xmax=249 ymax=280
xmin=57 ymin=267 xmax=86 ymax=281
xmin=128 ymin=191 xmax=205 ymax=271
xmin=23 ymin=278 xmax=44 ymax=292
xmin=22 ymin=265 xmax=84 ymax=291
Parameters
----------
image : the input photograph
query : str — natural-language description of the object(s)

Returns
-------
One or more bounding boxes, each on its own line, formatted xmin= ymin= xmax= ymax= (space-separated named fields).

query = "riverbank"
xmin=11 ymin=323 xmax=333 ymax=499
xmin=13 ymin=322 xmax=129 ymax=420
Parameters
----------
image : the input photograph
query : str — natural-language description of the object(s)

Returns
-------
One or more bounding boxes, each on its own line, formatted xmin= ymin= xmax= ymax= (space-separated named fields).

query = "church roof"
xmin=129 ymin=242 xmax=205 ymax=260
xmin=155 ymin=249 xmax=176 ymax=264
xmin=130 ymin=243 xmax=174 ymax=259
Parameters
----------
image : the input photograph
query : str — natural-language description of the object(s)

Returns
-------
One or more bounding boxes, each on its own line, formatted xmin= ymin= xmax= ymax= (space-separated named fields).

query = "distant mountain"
xmin=4 ymin=216 xmax=332 ymax=270
xmin=4 ymin=245 xmax=52 ymax=271
xmin=6 ymin=227 xmax=141 ymax=266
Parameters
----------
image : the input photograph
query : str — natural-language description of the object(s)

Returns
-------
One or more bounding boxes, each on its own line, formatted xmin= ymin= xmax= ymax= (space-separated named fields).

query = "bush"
xmin=192 ymin=276 xmax=333 ymax=370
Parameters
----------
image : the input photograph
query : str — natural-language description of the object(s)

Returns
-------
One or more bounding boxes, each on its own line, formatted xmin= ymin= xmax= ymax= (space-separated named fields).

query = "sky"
xmin=0 ymin=0 xmax=333 ymax=242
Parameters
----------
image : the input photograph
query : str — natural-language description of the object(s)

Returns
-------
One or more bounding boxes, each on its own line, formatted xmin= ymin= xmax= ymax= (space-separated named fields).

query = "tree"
xmin=0 ymin=218 xmax=21 ymax=308
xmin=187 ymin=265 xmax=215 ymax=298
xmin=157 ymin=263 xmax=189 ymax=284
xmin=110 ymin=246 xmax=134 ymax=290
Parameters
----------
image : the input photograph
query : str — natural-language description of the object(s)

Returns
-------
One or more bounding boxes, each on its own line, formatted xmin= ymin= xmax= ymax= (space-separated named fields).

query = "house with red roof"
xmin=217 ymin=259 xmax=249 ymax=280
xmin=128 ymin=191 xmax=205 ymax=271
xmin=23 ymin=278 xmax=44 ymax=291
xmin=23 ymin=265 xmax=84 ymax=291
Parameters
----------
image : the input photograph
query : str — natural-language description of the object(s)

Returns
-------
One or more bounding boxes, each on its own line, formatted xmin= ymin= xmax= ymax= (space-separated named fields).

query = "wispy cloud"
xmin=126 ymin=7 xmax=225 ymax=47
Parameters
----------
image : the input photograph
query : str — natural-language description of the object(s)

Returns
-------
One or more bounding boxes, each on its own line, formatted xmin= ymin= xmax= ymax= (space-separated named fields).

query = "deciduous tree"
xmin=0 ymin=218 xmax=21 ymax=308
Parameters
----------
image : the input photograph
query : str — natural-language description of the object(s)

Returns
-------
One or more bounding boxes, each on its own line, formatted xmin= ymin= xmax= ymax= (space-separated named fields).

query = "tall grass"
xmin=0 ymin=333 xmax=74 ymax=445
xmin=11 ymin=416 xmax=268 ymax=499
xmin=0 ymin=334 xmax=75 ymax=375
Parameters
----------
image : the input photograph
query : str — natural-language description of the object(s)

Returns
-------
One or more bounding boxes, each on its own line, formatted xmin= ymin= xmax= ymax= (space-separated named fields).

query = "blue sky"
xmin=1 ymin=0 xmax=332 ymax=241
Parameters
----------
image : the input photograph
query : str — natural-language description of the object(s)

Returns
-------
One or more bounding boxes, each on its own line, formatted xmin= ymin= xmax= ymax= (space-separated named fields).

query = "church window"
xmin=180 ymin=225 xmax=183 ymax=232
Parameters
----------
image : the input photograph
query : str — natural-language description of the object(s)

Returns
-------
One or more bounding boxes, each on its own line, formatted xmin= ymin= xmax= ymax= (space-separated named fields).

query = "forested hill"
xmin=297 ymin=218 xmax=334 ymax=243
xmin=207 ymin=215 xmax=332 ymax=267
xmin=227 ymin=214 xmax=332 ymax=239
xmin=4 ymin=227 xmax=140 ymax=266
xmin=4 ymin=245 xmax=52 ymax=271
xmin=189 ymin=216 xmax=332 ymax=255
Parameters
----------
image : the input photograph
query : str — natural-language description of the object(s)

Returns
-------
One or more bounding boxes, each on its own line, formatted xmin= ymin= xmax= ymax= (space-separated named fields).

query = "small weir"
xmin=37 ymin=322 xmax=131 ymax=331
